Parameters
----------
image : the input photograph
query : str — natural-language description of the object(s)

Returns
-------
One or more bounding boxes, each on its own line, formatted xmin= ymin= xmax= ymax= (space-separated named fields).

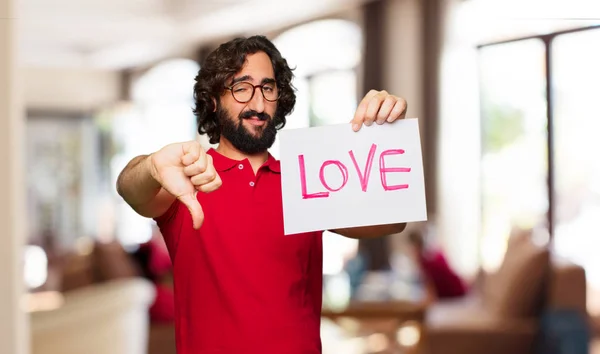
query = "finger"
xmin=181 ymin=141 xmax=203 ymax=166
xmin=351 ymin=89 xmax=379 ymax=131
xmin=363 ymin=91 xmax=388 ymax=126
xmin=183 ymin=153 xmax=209 ymax=177
xmin=189 ymin=165 xmax=217 ymax=186
xmin=178 ymin=192 xmax=204 ymax=230
xmin=388 ymin=98 xmax=408 ymax=123
xmin=195 ymin=174 xmax=222 ymax=193
xmin=375 ymin=96 xmax=397 ymax=124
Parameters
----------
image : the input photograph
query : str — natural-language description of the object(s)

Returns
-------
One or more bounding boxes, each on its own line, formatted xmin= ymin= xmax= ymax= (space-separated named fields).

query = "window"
xmin=478 ymin=25 xmax=600 ymax=313
xmin=438 ymin=0 xmax=600 ymax=280
xmin=552 ymin=28 xmax=600 ymax=313
xmin=478 ymin=39 xmax=548 ymax=271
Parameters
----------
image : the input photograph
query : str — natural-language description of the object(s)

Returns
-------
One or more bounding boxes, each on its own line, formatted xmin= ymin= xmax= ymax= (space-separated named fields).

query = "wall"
xmin=23 ymin=67 xmax=121 ymax=112
xmin=0 ymin=0 xmax=29 ymax=352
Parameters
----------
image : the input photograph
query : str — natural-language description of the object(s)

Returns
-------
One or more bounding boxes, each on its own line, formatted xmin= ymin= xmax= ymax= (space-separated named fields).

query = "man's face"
xmin=218 ymin=51 xmax=279 ymax=155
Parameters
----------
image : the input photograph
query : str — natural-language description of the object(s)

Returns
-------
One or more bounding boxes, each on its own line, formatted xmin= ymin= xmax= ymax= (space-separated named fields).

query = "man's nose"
xmin=247 ymin=87 xmax=265 ymax=113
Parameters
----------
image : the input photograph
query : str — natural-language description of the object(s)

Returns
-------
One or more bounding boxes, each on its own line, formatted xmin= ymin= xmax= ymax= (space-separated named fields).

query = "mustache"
xmin=239 ymin=110 xmax=271 ymax=121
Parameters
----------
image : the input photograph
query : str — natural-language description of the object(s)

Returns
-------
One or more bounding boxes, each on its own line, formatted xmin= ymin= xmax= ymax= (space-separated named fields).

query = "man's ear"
xmin=211 ymin=97 xmax=217 ymax=112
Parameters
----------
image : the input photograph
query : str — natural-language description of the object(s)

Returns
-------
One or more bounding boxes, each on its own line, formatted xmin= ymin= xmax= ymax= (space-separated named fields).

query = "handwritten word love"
xmin=298 ymin=143 xmax=411 ymax=199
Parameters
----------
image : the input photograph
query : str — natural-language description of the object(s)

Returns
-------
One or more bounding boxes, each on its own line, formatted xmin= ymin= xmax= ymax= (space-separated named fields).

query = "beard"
xmin=217 ymin=105 xmax=279 ymax=155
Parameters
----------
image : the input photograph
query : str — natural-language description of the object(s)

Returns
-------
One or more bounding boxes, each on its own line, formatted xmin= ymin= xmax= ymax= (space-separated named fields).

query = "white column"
xmin=381 ymin=0 xmax=425 ymax=246
xmin=382 ymin=0 xmax=424 ymax=129
xmin=0 ymin=0 xmax=29 ymax=352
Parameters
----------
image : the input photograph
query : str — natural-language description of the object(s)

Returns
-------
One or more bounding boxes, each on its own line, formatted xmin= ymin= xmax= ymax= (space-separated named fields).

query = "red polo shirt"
xmin=154 ymin=148 xmax=324 ymax=354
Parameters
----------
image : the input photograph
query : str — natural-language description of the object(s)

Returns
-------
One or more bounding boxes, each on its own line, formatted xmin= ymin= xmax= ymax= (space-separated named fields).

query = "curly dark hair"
xmin=192 ymin=35 xmax=296 ymax=144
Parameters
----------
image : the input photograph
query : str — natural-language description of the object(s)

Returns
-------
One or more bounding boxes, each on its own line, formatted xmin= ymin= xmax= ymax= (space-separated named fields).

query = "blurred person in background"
xmin=116 ymin=35 xmax=409 ymax=354
xmin=407 ymin=227 xmax=468 ymax=301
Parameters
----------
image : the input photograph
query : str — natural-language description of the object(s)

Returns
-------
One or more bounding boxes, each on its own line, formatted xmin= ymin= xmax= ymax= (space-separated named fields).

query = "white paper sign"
xmin=279 ymin=118 xmax=427 ymax=235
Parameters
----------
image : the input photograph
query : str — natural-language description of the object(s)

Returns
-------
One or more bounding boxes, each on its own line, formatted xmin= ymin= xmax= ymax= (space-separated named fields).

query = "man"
xmin=117 ymin=35 xmax=408 ymax=354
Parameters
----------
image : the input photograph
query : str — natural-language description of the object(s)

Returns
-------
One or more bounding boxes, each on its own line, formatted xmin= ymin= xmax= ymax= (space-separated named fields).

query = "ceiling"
xmin=18 ymin=0 xmax=372 ymax=70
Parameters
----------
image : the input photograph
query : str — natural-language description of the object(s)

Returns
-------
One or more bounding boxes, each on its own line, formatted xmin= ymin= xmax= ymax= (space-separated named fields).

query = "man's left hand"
xmin=351 ymin=90 xmax=407 ymax=132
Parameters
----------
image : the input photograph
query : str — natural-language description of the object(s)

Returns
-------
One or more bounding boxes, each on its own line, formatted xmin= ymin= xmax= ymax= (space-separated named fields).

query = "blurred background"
xmin=2 ymin=0 xmax=600 ymax=353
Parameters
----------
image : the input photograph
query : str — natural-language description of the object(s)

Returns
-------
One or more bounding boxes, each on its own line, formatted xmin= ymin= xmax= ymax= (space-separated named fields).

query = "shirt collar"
xmin=207 ymin=148 xmax=280 ymax=173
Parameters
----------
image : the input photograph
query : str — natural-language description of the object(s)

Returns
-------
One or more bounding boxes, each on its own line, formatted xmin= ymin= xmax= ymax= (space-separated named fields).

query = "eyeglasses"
xmin=225 ymin=81 xmax=280 ymax=103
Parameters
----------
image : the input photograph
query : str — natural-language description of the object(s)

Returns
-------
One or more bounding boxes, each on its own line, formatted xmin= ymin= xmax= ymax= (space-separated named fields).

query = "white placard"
xmin=279 ymin=118 xmax=427 ymax=235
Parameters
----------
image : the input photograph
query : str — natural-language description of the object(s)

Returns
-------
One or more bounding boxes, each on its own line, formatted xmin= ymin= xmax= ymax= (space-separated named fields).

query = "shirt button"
xmin=238 ymin=164 xmax=244 ymax=170
xmin=249 ymin=181 xmax=255 ymax=187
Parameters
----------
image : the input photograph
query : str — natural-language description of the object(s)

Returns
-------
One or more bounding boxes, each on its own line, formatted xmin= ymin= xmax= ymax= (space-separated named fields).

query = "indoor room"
xmin=2 ymin=0 xmax=600 ymax=353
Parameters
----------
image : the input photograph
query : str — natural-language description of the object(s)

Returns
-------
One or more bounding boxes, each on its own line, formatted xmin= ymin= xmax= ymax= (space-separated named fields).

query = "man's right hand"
xmin=148 ymin=141 xmax=222 ymax=229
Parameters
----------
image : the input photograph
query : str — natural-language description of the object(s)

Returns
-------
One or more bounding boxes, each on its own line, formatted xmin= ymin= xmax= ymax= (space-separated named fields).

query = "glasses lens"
xmin=232 ymin=82 xmax=254 ymax=102
xmin=261 ymin=83 xmax=279 ymax=101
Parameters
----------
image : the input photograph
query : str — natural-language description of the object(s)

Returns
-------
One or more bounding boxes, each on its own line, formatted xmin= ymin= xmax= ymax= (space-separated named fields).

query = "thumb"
xmin=178 ymin=192 xmax=204 ymax=230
